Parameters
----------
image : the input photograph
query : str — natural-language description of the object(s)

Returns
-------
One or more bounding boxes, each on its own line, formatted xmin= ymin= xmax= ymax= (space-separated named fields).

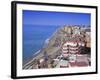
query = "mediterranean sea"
xmin=23 ymin=24 xmax=61 ymax=64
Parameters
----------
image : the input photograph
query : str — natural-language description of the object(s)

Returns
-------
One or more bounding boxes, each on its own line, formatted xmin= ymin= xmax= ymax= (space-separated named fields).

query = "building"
xmin=62 ymin=41 xmax=79 ymax=58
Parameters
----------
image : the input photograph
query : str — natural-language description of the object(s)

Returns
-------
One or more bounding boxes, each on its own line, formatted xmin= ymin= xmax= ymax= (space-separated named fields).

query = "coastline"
xmin=23 ymin=25 xmax=91 ymax=69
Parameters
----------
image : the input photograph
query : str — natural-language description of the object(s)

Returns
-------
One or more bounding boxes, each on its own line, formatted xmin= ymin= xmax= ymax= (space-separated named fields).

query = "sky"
xmin=23 ymin=10 xmax=91 ymax=26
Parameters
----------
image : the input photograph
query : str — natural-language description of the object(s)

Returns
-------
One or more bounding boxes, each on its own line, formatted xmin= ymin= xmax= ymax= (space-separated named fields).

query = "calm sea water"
xmin=23 ymin=24 xmax=60 ymax=63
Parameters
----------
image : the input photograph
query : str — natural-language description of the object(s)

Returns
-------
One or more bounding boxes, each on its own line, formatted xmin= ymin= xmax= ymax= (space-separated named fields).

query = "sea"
xmin=23 ymin=24 xmax=61 ymax=64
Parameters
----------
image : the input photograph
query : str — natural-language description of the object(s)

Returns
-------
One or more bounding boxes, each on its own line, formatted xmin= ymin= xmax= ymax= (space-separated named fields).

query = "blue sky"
xmin=23 ymin=10 xmax=91 ymax=26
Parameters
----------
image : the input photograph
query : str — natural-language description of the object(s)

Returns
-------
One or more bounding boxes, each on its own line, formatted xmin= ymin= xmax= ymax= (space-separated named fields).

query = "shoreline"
xmin=23 ymin=25 xmax=91 ymax=69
